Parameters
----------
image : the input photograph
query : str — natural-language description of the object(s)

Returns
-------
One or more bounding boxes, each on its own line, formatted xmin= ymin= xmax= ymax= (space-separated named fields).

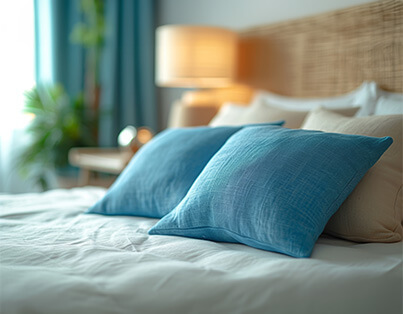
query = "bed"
xmin=1 ymin=1 xmax=402 ymax=314
xmin=1 ymin=187 xmax=402 ymax=314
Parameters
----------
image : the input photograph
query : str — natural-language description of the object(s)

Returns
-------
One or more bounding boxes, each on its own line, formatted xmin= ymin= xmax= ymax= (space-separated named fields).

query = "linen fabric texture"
xmin=150 ymin=126 xmax=392 ymax=258
xmin=302 ymin=109 xmax=402 ymax=242
xmin=2 ymin=187 xmax=403 ymax=314
xmin=87 ymin=126 xmax=242 ymax=218
xmin=88 ymin=123 xmax=282 ymax=218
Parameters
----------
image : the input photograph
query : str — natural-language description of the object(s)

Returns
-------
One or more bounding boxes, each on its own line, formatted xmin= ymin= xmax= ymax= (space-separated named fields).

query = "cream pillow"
xmin=168 ymin=101 xmax=219 ymax=128
xmin=210 ymin=102 xmax=359 ymax=128
xmin=242 ymin=102 xmax=359 ymax=128
xmin=302 ymin=108 xmax=402 ymax=242
xmin=209 ymin=103 xmax=248 ymax=127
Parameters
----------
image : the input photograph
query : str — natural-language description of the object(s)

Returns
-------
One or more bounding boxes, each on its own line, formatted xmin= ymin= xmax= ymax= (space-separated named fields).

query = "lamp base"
xmin=181 ymin=84 xmax=254 ymax=107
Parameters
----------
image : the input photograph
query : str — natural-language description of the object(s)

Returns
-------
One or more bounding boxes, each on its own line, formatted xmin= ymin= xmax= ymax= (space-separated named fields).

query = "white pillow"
xmin=253 ymin=81 xmax=379 ymax=117
xmin=209 ymin=103 xmax=248 ymax=126
xmin=375 ymin=92 xmax=403 ymax=115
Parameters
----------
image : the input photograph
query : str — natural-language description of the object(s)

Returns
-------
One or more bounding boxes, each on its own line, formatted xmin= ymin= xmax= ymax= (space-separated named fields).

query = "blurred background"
xmin=0 ymin=0 xmax=375 ymax=193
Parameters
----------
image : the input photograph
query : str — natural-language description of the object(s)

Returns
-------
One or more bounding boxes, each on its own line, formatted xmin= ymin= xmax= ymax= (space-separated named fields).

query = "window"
xmin=0 ymin=0 xmax=35 ymax=130
xmin=0 ymin=1 xmax=36 ymax=192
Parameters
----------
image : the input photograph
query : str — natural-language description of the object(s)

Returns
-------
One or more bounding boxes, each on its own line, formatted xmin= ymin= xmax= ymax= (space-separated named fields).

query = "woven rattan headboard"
xmin=236 ymin=0 xmax=403 ymax=97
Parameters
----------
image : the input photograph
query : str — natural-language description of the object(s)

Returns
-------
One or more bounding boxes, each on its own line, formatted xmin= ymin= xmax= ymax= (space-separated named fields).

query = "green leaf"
xmin=17 ymin=84 xmax=99 ymax=190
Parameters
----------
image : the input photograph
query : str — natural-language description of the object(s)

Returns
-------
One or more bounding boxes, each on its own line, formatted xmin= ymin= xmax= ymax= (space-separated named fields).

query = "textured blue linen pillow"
xmin=88 ymin=123 xmax=282 ymax=218
xmin=149 ymin=126 xmax=392 ymax=258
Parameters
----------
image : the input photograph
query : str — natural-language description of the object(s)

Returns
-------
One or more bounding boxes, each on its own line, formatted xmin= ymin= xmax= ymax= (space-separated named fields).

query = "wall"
xmin=155 ymin=0 xmax=377 ymax=129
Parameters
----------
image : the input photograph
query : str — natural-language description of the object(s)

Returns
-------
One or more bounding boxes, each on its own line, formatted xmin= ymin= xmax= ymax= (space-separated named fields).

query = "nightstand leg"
xmin=79 ymin=169 xmax=91 ymax=186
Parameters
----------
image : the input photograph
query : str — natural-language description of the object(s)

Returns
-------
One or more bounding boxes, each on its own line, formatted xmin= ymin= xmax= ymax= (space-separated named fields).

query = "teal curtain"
xmin=99 ymin=0 xmax=157 ymax=146
xmin=34 ymin=0 xmax=85 ymax=97
xmin=51 ymin=0 xmax=86 ymax=99
xmin=34 ymin=0 xmax=157 ymax=147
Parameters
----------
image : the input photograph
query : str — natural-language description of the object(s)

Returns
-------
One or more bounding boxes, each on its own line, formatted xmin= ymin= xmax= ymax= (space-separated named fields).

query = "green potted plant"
xmin=18 ymin=0 xmax=106 ymax=190
xmin=18 ymin=85 xmax=97 ymax=190
xmin=70 ymin=0 xmax=105 ymax=121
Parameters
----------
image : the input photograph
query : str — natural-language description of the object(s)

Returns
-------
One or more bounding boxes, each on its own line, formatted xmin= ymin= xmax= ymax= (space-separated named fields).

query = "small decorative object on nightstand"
xmin=118 ymin=125 xmax=154 ymax=153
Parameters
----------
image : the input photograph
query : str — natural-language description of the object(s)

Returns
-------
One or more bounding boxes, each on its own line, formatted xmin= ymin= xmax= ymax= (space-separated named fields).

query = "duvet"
xmin=0 ymin=187 xmax=402 ymax=314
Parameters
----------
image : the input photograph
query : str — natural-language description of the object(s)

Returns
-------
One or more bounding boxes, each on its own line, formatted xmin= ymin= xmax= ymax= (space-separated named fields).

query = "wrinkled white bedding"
xmin=0 ymin=187 xmax=402 ymax=314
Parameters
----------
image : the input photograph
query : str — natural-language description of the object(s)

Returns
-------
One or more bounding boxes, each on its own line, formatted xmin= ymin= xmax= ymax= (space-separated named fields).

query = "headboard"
xmin=237 ymin=0 xmax=403 ymax=97
xmin=168 ymin=0 xmax=403 ymax=128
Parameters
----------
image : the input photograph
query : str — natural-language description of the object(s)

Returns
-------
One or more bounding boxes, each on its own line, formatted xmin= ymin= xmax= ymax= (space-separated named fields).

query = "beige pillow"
xmin=238 ymin=102 xmax=359 ymax=128
xmin=302 ymin=108 xmax=402 ymax=242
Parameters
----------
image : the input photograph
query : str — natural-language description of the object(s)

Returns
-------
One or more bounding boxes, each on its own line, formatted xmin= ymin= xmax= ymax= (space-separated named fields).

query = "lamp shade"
xmin=156 ymin=25 xmax=238 ymax=88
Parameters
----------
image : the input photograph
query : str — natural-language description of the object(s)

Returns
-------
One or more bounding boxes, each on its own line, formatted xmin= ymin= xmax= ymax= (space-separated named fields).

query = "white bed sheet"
xmin=0 ymin=187 xmax=402 ymax=314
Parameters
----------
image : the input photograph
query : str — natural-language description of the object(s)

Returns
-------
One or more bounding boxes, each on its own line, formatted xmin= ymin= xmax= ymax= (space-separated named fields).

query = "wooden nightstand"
xmin=68 ymin=147 xmax=133 ymax=186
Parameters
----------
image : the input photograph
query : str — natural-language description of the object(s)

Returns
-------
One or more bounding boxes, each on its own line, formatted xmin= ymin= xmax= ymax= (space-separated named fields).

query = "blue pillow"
xmin=88 ymin=123 xmax=282 ymax=218
xmin=149 ymin=126 xmax=392 ymax=258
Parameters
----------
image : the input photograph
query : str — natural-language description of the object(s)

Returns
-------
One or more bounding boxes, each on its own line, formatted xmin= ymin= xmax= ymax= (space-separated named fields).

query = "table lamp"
xmin=156 ymin=25 xmax=238 ymax=90
xmin=156 ymin=25 xmax=255 ymax=127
